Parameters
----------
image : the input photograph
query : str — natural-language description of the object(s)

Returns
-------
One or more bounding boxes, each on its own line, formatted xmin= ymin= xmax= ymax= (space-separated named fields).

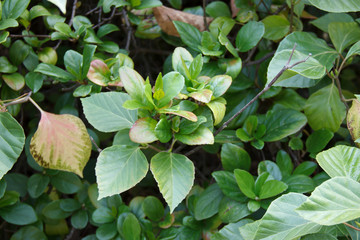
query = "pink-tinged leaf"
xmin=87 ymin=59 xmax=111 ymax=86
xmin=30 ymin=112 xmax=92 ymax=177
xmin=188 ymin=89 xmax=213 ymax=103
xmin=159 ymin=109 xmax=197 ymax=122
xmin=129 ymin=117 xmax=158 ymax=144
xmin=347 ymin=99 xmax=360 ymax=146
xmin=207 ymin=75 xmax=232 ymax=97
xmin=2 ymin=73 xmax=25 ymax=91
xmin=175 ymin=126 xmax=214 ymax=145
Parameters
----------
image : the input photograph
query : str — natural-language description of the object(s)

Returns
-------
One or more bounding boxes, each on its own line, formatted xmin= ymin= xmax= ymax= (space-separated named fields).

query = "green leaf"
xmin=293 ymin=162 xmax=317 ymax=176
xmin=262 ymin=15 xmax=289 ymax=41
xmin=96 ymin=145 xmax=149 ymax=199
xmin=0 ymin=202 xmax=37 ymax=225
xmin=266 ymin=50 xmax=326 ymax=87
xmin=234 ymin=169 xmax=256 ymax=199
xmin=236 ymin=21 xmax=265 ymax=52
xmin=221 ymin=143 xmax=251 ymax=172
xmin=35 ymin=63 xmax=75 ymax=81
xmin=2 ymin=0 xmax=30 ymax=19
xmin=175 ymin=125 xmax=214 ymax=145
xmin=60 ymin=198 xmax=81 ymax=212
xmin=259 ymin=180 xmax=288 ymax=199
xmin=11 ymin=226 xmax=47 ymax=240
xmin=0 ymin=18 xmax=18 ymax=30
xmin=284 ymin=175 xmax=315 ymax=193
xmin=179 ymin=116 xmax=206 ymax=135
xmin=218 ymin=219 xmax=253 ymax=240
xmin=194 ymin=184 xmax=224 ymax=220
xmin=297 ymin=177 xmax=360 ymax=225
xmin=189 ymin=54 xmax=203 ymax=80
xmin=207 ymin=75 xmax=232 ymax=98
xmin=253 ymin=193 xmax=322 ymax=239
xmin=119 ymin=66 xmax=148 ymax=103
xmin=273 ymin=89 xmax=306 ymax=111
xmin=346 ymin=40 xmax=360 ymax=59
xmin=310 ymin=13 xmax=354 ymax=33
xmin=306 ymin=129 xmax=334 ymax=154
xmin=27 ymin=174 xmax=49 ymax=198
xmin=25 ymin=72 xmax=44 ymax=93
xmin=113 ymin=129 xmax=138 ymax=147
xmin=258 ymin=160 xmax=282 ymax=180
xmin=212 ymin=171 xmax=247 ymax=202
xmin=159 ymin=108 xmax=197 ymax=122
xmin=30 ymin=111 xmax=91 ymax=177
xmin=82 ymin=44 xmax=97 ymax=80
xmin=218 ymin=197 xmax=250 ymax=223
xmin=262 ymin=108 xmax=307 ymax=142
xmin=172 ymin=47 xmax=193 ymax=78
xmin=29 ymin=5 xmax=51 ymax=20
xmin=218 ymin=32 xmax=239 ymax=58
xmin=316 ymin=145 xmax=360 ymax=181
xmin=348 ymin=99 xmax=360 ymax=143
xmin=134 ymin=0 xmax=162 ymax=9
xmin=51 ymin=171 xmax=82 ymax=194
xmin=150 ymin=152 xmax=195 ymax=213
xmin=2 ymin=73 xmax=25 ymax=91
xmin=308 ymin=0 xmax=360 ymax=13
xmin=129 ymin=117 xmax=158 ymax=144
xmin=142 ymin=196 xmax=164 ymax=221
xmin=329 ymin=22 xmax=360 ymax=53
xmin=188 ymin=89 xmax=213 ymax=103
xmin=71 ymin=209 xmax=88 ymax=229
xmin=154 ymin=118 xmax=172 ymax=143
xmin=96 ymin=222 xmax=117 ymax=240
xmin=156 ymin=71 xmax=184 ymax=108
xmin=64 ymin=50 xmax=83 ymax=80
xmin=92 ymin=207 xmax=115 ymax=224
xmin=277 ymin=32 xmax=338 ymax=70
xmin=97 ymin=24 xmax=120 ymax=38
xmin=0 ymin=31 xmax=9 ymax=44
xmin=304 ymin=84 xmax=346 ymax=132
xmin=276 ymin=150 xmax=293 ymax=179
xmin=173 ymin=21 xmax=202 ymax=51
xmin=205 ymin=1 xmax=231 ymax=18
xmin=0 ymin=112 xmax=25 ymax=179
xmin=0 ymin=56 xmax=17 ymax=73
xmin=81 ymin=92 xmax=137 ymax=132
xmin=218 ymin=58 xmax=242 ymax=79
xmin=122 ymin=213 xmax=141 ymax=240
xmin=0 ymin=191 xmax=19 ymax=208
xmin=9 ymin=40 xmax=30 ymax=66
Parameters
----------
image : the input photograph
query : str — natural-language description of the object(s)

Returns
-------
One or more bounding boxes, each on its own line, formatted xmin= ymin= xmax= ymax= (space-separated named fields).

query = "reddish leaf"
xmin=129 ymin=117 xmax=158 ymax=144
xmin=30 ymin=112 xmax=92 ymax=177
xmin=87 ymin=60 xmax=112 ymax=86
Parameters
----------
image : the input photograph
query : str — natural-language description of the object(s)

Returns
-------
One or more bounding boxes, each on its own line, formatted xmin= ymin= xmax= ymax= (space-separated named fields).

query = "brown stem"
xmin=185 ymin=44 xmax=311 ymax=157
xmin=244 ymin=51 xmax=275 ymax=67
xmin=9 ymin=34 xmax=51 ymax=38
xmin=289 ymin=0 xmax=294 ymax=33
xmin=334 ymin=75 xmax=349 ymax=109
xmin=3 ymin=92 xmax=32 ymax=107
xmin=122 ymin=8 xmax=132 ymax=51
xmin=203 ymin=0 xmax=209 ymax=31
xmin=90 ymin=136 xmax=102 ymax=152
xmin=344 ymin=222 xmax=360 ymax=232
xmin=68 ymin=0 xmax=78 ymax=27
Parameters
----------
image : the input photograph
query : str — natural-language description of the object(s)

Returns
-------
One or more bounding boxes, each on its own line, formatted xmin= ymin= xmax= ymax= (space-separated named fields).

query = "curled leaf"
xmin=30 ymin=112 xmax=92 ymax=177
xmin=153 ymin=6 xmax=212 ymax=37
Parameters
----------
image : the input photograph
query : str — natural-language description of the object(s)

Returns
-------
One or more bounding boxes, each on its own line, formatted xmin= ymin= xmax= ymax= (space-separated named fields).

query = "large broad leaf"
xmin=2 ymin=0 xmax=30 ymax=19
xmin=173 ymin=21 xmax=202 ymax=51
xmin=316 ymin=145 xmax=360 ymax=181
xmin=175 ymin=125 xmax=214 ymax=145
xmin=304 ymin=84 xmax=346 ymax=132
xmin=277 ymin=32 xmax=338 ymax=70
xmin=47 ymin=0 xmax=67 ymax=14
xmin=221 ymin=143 xmax=251 ymax=172
xmin=194 ymin=184 xmax=223 ymax=220
xmin=347 ymin=99 xmax=360 ymax=144
xmin=262 ymin=108 xmax=307 ymax=142
xmin=267 ymin=49 xmax=325 ymax=88
xmin=236 ymin=21 xmax=265 ymax=52
xmin=0 ymin=202 xmax=37 ymax=225
xmin=329 ymin=22 xmax=360 ymax=53
xmin=30 ymin=111 xmax=91 ymax=177
xmin=309 ymin=0 xmax=360 ymax=13
xmin=81 ymin=92 xmax=137 ymax=132
xmin=96 ymin=145 xmax=149 ymax=199
xmin=310 ymin=13 xmax=354 ymax=33
xmin=346 ymin=40 xmax=360 ymax=60
xmin=150 ymin=152 xmax=194 ymax=213
xmin=296 ymin=177 xmax=360 ymax=225
xmin=0 ymin=112 xmax=25 ymax=179
xmin=253 ymin=193 xmax=322 ymax=240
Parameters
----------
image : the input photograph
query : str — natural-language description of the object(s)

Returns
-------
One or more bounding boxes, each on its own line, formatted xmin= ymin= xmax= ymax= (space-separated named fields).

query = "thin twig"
xmin=185 ymin=44 xmax=311 ymax=157
xmin=3 ymin=92 xmax=32 ymax=107
xmin=64 ymin=228 xmax=76 ymax=240
xmin=28 ymin=97 xmax=44 ymax=113
xmin=334 ymin=75 xmax=349 ymax=109
xmin=344 ymin=222 xmax=360 ymax=232
xmin=85 ymin=6 xmax=100 ymax=15
xmin=244 ymin=51 xmax=275 ymax=67
xmin=289 ymin=0 xmax=294 ymax=33
xmin=122 ymin=8 xmax=132 ymax=51
xmin=202 ymin=0 xmax=209 ymax=31
xmin=9 ymin=34 xmax=51 ymax=38
xmin=90 ymin=136 xmax=102 ymax=152
xmin=93 ymin=7 xmax=116 ymax=29
xmin=146 ymin=145 xmax=162 ymax=152
xmin=68 ymin=0 xmax=78 ymax=27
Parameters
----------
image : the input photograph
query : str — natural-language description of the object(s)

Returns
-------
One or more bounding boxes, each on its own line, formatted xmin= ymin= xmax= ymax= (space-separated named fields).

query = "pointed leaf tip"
xmin=30 ymin=112 xmax=91 ymax=177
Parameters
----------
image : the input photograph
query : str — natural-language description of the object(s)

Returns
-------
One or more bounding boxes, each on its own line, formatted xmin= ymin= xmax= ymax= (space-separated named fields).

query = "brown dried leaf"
xmin=230 ymin=0 xmax=240 ymax=18
xmin=153 ymin=6 xmax=213 ymax=37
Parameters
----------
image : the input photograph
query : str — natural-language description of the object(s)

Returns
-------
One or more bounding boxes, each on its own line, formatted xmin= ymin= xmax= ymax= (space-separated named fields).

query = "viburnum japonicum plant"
xmin=82 ymin=46 xmax=232 ymax=212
